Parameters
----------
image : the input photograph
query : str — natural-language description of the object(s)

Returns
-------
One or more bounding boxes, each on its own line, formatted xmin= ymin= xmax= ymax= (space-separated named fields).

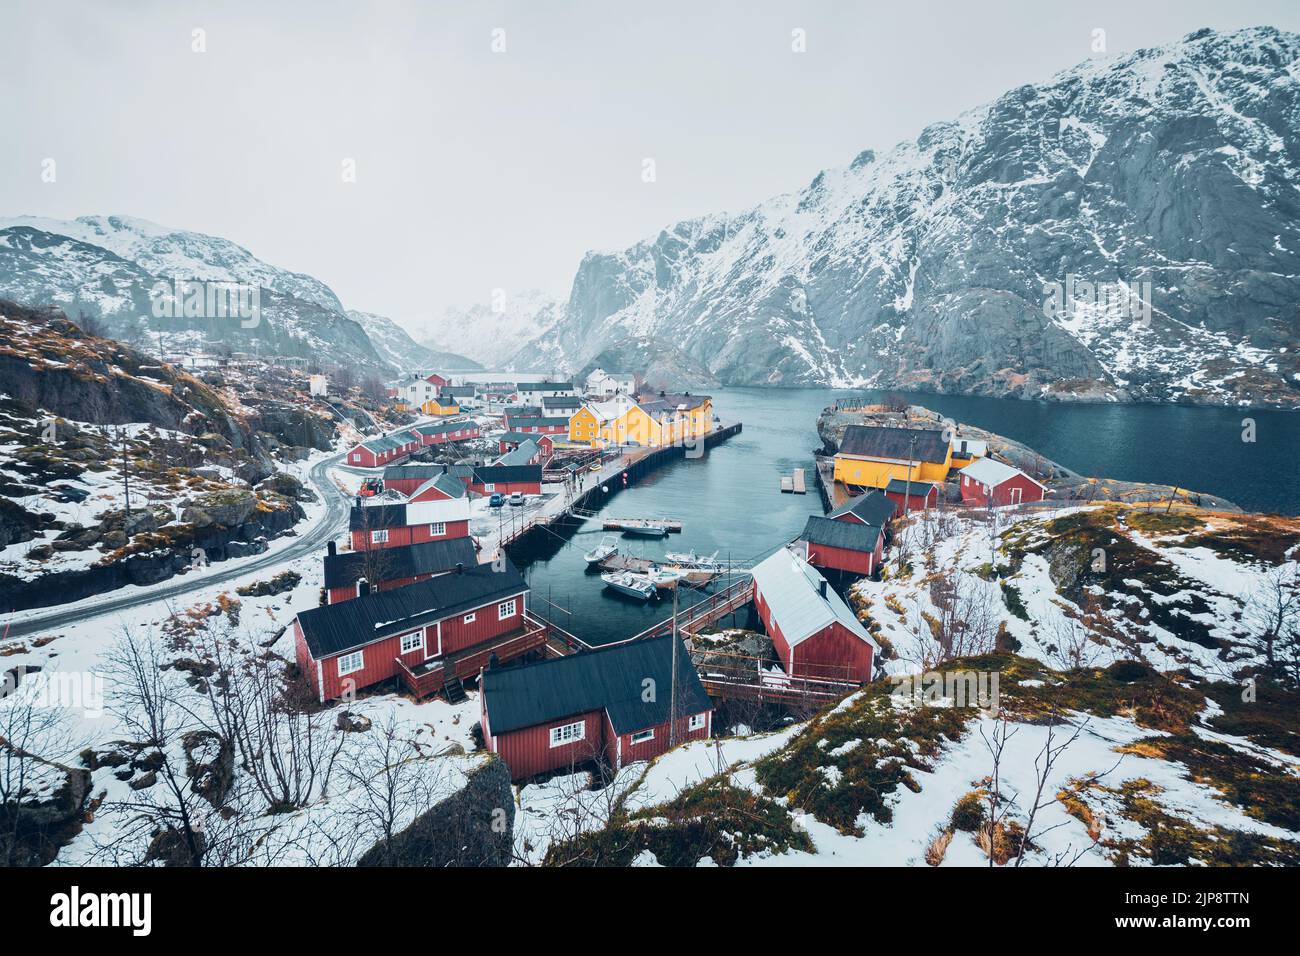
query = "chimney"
xmin=818 ymin=579 xmax=828 ymax=600
xmin=455 ymin=562 xmax=464 ymax=574
xmin=327 ymin=540 xmax=337 ymax=557
xmin=358 ymin=577 xmax=370 ymax=598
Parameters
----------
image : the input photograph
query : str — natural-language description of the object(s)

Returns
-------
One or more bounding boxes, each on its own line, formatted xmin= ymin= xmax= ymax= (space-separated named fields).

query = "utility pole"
xmin=669 ymin=582 xmax=680 ymax=747
xmin=119 ymin=427 xmax=132 ymax=518
xmin=898 ymin=433 xmax=916 ymax=572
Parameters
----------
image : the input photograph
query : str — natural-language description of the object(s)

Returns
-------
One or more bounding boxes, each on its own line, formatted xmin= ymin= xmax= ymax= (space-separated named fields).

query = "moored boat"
xmin=600 ymin=571 xmax=658 ymax=600
xmin=583 ymin=534 xmax=619 ymax=565
xmin=662 ymin=548 xmax=720 ymax=569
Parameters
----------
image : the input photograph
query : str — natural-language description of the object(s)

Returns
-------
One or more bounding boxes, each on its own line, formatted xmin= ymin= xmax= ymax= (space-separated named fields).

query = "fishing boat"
xmin=601 ymin=571 xmax=658 ymax=600
xmin=621 ymin=521 xmax=670 ymax=539
xmin=663 ymin=548 xmax=720 ymax=569
xmin=583 ymin=534 xmax=619 ymax=566
xmin=599 ymin=553 xmax=657 ymax=574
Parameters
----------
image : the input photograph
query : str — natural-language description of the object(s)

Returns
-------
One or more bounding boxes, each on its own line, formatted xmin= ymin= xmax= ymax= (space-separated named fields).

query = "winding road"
xmin=5 ymin=451 xmax=353 ymax=639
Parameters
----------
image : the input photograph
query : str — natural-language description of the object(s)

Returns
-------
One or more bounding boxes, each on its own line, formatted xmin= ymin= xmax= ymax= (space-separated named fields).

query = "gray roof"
xmin=481 ymin=634 xmax=710 ymax=736
xmin=827 ymin=490 xmax=896 ymax=527
xmin=799 ymin=515 xmax=880 ymax=553
xmin=408 ymin=472 xmax=468 ymax=500
xmin=884 ymin=478 xmax=938 ymax=496
xmin=322 ymin=537 xmax=478 ymax=590
xmin=750 ymin=549 xmax=878 ymax=651
xmin=297 ymin=561 xmax=527 ymax=659
xmin=495 ymin=439 xmax=540 ymax=467
xmin=838 ymin=425 xmax=949 ymax=464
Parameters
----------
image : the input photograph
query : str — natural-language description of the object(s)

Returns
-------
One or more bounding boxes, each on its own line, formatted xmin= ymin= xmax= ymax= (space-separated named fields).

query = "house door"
xmin=1010 ymin=487 xmax=1022 ymax=505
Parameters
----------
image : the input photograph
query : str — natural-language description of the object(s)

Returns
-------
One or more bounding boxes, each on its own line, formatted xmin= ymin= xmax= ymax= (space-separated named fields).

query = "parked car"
xmin=489 ymin=493 xmax=505 ymax=508
xmin=508 ymin=492 xmax=525 ymax=506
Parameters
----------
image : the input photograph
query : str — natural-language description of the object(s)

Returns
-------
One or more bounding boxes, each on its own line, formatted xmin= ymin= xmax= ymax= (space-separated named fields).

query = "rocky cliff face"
xmin=347 ymin=309 xmax=480 ymax=373
xmin=520 ymin=27 xmax=1300 ymax=406
xmin=424 ymin=290 xmax=563 ymax=369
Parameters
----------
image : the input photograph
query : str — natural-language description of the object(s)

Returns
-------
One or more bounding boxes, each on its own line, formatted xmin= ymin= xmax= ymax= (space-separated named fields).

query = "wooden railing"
xmin=692 ymin=651 xmax=859 ymax=704
xmin=394 ymin=615 xmax=549 ymax=699
xmin=624 ymin=577 xmax=754 ymax=645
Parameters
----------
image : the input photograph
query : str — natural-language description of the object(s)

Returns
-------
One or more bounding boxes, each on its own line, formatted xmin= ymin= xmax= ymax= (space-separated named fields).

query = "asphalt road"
xmin=5 ymin=451 xmax=351 ymax=639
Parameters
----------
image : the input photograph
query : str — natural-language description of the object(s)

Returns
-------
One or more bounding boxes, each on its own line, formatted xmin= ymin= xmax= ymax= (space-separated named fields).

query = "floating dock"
xmin=780 ymin=468 xmax=807 ymax=494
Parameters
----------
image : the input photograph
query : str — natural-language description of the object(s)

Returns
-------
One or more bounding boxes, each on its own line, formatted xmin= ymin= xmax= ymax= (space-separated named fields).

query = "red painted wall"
xmin=348 ymin=519 xmax=470 ymax=552
xmin=753 ymin=581 xmax=873 ymax=682
xmin=489 ymin=710 xmax=607 ymax=780
xmin=960 ymin=472 xmax=1045 ymax=507
xmin=885 ymin=487 xmax=938 ymax=516
xmin=470 ymin=480 xmax=540 ymax=496
xmin=805 ymin=540 xmax=878 ymax=576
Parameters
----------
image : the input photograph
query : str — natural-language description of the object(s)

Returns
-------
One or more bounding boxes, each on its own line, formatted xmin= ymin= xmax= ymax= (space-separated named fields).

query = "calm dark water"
xmin=512 ymin=387 xmax=1299 ymax=645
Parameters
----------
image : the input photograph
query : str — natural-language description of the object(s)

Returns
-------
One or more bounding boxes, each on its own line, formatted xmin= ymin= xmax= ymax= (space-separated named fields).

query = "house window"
xmin=429 ymin=522 xmax=445 ymax=536
xmin=549 ymin=720 xmax=585 ymax=747
xmin=630 ymin=729 xmax=655 ymax=745
xmin=688 ymin=714 xmax=706 ymax=732
xmin=463 ymin=612 xmax=476 ymax=624
xmin=351 ymin=453 xmax=360 ymax=463
xmin=371 ymin=529 xmax=388 ymax=543
xmin=399 ymin=632 xmax=423 ymax=654
xmin=337 ymin=651 xmax=364 ymax=676
xmin=484 ymin=483 xmax=495 ymax=492
xmin=498 ymin=599 xmax=517 ymax=620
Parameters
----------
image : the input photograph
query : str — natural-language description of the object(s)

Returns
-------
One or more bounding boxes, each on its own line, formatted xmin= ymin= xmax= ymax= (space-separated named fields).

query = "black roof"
xmin=800 ymin=515 xmax=880 ymax=553
xmin=349 ymin=503 xmax=407 ymax=530
xmin=297 ymin=561 xmax=528 ymax=659
xmin=884 ymin=478 xmax=938 ymax=496
xmin=322 ymin=537 xmax=478 ymax=590
xmin=838 ymin=424 xmax=949 ymax=464
xmin=481 ymin=634 xmax=710 ymax=736
xmin=827 ymin=489 xmax=896 ymax=527
xmin=384 ymin=464 xmax=451 ymax=481
xmin=542 ymin=395 xmax=581 ymax=408
xmin=469 ymin=464 xmax=542 ymax=483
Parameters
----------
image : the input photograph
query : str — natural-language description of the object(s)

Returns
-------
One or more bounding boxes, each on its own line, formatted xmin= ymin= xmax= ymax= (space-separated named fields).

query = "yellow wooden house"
xmin=421 ymin=395 xmax=460 ymax=416
xmin=833 ymin=425 xmax=952 ymax=490
xmin=568 ymin=393 xmax=714 ymax=449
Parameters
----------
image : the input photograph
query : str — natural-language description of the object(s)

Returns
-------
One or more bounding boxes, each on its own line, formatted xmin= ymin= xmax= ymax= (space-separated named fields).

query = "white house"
xmin=585 ymin=368 xmax=636 ymax=397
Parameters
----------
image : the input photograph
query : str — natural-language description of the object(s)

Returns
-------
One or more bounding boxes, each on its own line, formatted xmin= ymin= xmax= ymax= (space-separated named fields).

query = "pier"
xmin=489 ymin=421 xmax=743 ymax=557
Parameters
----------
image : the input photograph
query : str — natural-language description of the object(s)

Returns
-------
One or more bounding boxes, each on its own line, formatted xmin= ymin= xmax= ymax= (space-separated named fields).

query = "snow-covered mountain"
xmin=420 ymin=289 xmax=563 ymax=369
xmin=0 ymin=216 xmax=385 ymax=369
xmin=522 ymin=27 xmax=1300 ymax=406
xmin=347 ymin=309 xmax=481 ymax=373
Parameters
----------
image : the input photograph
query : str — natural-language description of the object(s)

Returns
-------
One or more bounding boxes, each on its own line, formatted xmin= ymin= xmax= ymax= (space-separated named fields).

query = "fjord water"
xmin=510 ymin=387 xmax=1299 ymax=646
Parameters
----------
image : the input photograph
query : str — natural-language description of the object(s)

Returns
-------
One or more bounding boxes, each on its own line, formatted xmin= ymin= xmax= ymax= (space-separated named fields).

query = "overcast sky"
xmin=2 ymin=0 xmax=1299 ymax=333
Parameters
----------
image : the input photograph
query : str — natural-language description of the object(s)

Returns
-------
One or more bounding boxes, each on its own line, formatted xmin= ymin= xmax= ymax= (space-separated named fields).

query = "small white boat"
xmin=601 ymin=571 xmax=658 ymax=600
xmin=646 ymin=567 xmax=688 ymax=589
xmin=583 ymin=534 xmax=619 ymax=566
xmin=663 ymin=548 xmax=720 ymax=569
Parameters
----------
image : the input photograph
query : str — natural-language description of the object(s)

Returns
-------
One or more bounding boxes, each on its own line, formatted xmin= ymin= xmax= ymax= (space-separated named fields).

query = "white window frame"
xmin=337 ymin=651 xmax=364 ymax=677
xmin=351 ymin=453 xmax=360 ymax=463
xmin=399 ymin=631 xmax=423 ymax=655
xmin=548 ymin=720 xmax=585 ymax=748
xmin=428 ymin=521 xmax=446 ymax=536
xmin=688 ymin=714 xmax=706 ymax=732
xmin=371 ymin=529 xmax=388 ymax=543
xmin=498 ymin=598 xmax=517 ymax=620
xmin=630 ymin=729 xmax=655 ymax=745
xmin=463 ymin=612 xmax=476 ymax=624
xmin=484 ymin=482 xmax=495 ymax=493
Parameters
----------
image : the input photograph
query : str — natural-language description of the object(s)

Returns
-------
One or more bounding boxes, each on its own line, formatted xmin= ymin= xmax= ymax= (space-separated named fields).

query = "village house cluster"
xmin=296 ymin=378 xmax=1050 ymax=783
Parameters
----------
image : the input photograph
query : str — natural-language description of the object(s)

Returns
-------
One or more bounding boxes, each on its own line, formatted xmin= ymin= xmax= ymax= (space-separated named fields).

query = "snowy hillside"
xmin=522 ymin=27 xmax=1300 ymax=406
xmin=421 ymin=289 xmax=563 ymax=369
xmin=0 ymin=217 xmax=386 ymax=370
xmin=516 ymin=503 xmax=1300 ymax=867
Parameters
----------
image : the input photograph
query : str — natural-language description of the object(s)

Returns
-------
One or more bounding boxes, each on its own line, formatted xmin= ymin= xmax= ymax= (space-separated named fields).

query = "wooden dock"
xmin=779 ymin=468 xmax=808 ymax=494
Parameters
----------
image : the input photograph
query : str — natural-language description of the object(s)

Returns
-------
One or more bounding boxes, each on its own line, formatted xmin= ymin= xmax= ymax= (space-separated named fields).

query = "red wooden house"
xmin=512 ymin=416 xmax=570 ymax=436
xmin=345 ymin=432 xmax=421 ymax=469
xmin=294 ymin=561 xmax=542 ymax=702
xmin=884 ymin=478 xmax=940 ymax=516
xmin=498 ymin=431 xmax=554 ymax=458
xmin=322 ymin=536 xmax=478 ymax=604
xmin=750 ymin=549 xmax=879 ymax=683
xmin=348 ymin=487 xmax=471 ymax=551
xmin=411 ymin=419 xmax=481 ymax=446
xmin=799 ymin=515 xmax=883 ymax=577
xmin=480 ymin=634 xmax=712 ymax=781
xmin=959 ymin=457 xmax=1048 ymax=507
xmin=382 ymin=464 xmax=459 ymax=497
xmin=425 ymin=373 xmax=450 ymax=388
xmin=445 ymin=464 xmax=542 ymax=496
